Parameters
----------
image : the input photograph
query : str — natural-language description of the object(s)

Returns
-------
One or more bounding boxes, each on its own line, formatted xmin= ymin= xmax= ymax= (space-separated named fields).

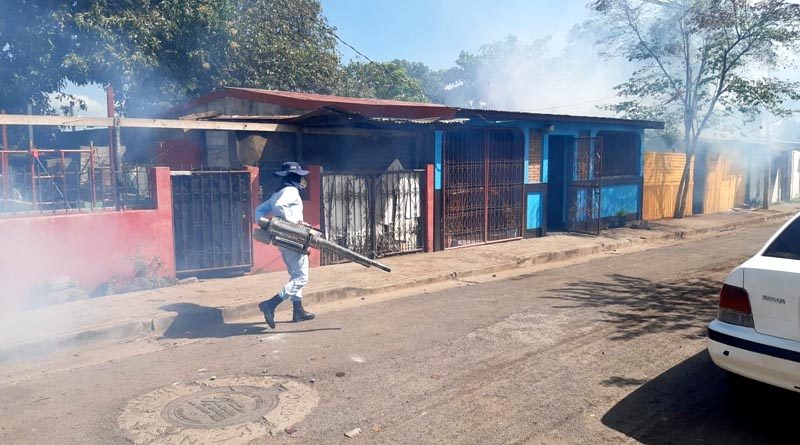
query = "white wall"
xmin=791 ymin=150 xmax=800 ymax=201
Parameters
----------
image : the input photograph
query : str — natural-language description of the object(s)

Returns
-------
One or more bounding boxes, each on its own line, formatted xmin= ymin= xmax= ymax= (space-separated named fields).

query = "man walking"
xmin=255 ymin=161 xmax=315 ymax=329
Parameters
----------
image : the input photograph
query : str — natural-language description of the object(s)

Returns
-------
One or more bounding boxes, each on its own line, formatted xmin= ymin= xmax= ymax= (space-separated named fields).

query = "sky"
xmin=319 ymin=0 xmax=592 ymax=69
xmin=67 ymin=0 xmax=596 ymax=116
xmin=62 ymin=0 xmax=799 ymax=125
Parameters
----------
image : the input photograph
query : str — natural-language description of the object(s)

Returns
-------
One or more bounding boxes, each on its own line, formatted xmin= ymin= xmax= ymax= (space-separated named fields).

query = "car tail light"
xmin=717 ymin=283 xmax=754 ymax=327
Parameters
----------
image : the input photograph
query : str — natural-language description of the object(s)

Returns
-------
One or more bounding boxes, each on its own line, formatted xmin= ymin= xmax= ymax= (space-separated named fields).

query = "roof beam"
xmin=0 ymin=114 xmax=297 ymax=132
xmin=300 ymin=127 xmax=417 ymax=137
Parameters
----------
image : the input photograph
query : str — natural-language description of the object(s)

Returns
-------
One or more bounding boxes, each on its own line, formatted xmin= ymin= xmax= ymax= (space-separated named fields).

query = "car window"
xmin=763 ymin=217 xmax=800 ymax=260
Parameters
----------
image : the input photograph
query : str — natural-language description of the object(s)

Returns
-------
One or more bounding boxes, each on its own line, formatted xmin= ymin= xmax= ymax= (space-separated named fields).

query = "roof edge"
xmin=456 ymin=108 xmax=665 ymax=129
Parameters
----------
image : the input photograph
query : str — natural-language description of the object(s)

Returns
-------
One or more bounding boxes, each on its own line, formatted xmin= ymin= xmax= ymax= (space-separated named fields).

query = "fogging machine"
xmin=255 ymin=217 xmax=391 ymax=272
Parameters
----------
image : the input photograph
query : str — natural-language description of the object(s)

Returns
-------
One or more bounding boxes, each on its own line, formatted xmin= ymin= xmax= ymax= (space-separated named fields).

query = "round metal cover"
xmin=161 ymin=386 xmax=280 ymax=429
xmin=118 ymin=375 xmax=318 ymax=444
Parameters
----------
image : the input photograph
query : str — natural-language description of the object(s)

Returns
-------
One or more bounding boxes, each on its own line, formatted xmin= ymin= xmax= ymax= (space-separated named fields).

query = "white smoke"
xmin=450 ymin=26 xmax=634 ymax=116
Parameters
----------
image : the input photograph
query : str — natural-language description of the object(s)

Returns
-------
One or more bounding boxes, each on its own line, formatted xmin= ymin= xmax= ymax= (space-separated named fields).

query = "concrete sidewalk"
xmin=2 ymin=204 xmax=798 ymax=361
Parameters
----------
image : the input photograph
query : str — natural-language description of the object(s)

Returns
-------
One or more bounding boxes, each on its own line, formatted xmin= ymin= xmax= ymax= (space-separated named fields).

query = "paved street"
xmin=1 ymin=222 xmax=798 ymax=445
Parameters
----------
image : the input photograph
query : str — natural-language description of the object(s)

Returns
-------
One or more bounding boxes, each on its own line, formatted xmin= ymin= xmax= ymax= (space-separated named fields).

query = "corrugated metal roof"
xmin=456 ymin=108 xmax=665 ymax=129
xmin=204 ymin=106 xmax=467 ymax=128
xmin=227 ymin=87 xmax=448 ymax=109
xmin=167 ymin=87 xmax=664 ymax=129
xmin=168 ymin=87 xmax=456 ymax=120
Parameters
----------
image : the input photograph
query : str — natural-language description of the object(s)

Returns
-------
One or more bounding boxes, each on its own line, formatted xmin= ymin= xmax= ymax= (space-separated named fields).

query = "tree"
xmin=441 ymin=36 xmax=552 ymax=108
xmin=71 ymin=0 xmax=236 ymax=116
xmin=337 ymin=60 xmax=430 ymax=102
xmin=0 ymin=1 xmax=88 ymax=116
xmin=73 ymin=0 xmax=341 ymax=115
xmin=225 ymin=0 xmax=341 ymax=95
xmin=1 ymin=0 xmax=341 ymax=118
xmin=0 ymin=1 xmax=94 ymax=146
xmin=385 ymin=60 xmax=447 ymax=103
xmin=591 ymin=0 xmax=800 ymax=217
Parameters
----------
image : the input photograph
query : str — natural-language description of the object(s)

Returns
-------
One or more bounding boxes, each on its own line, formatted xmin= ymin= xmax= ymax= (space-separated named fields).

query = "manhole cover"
xmin=119 ymin=376 xmax=318 ymax=444
xmin=161 ymin=386 xmax=280 ymax=429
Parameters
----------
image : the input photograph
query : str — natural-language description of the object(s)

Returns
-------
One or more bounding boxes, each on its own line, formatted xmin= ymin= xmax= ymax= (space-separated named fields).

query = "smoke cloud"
xmin=460 ymin=27 xmax=634 ymax=116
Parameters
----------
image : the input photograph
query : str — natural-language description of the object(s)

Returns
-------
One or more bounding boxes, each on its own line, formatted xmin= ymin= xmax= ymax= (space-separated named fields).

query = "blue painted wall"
xmin=526 ymin=192 xmax=542 ymax=229
xmin=601 ymin=184 xmax=640 ymax=217
xmin=438 ymin=118 xmax=649 ymax=232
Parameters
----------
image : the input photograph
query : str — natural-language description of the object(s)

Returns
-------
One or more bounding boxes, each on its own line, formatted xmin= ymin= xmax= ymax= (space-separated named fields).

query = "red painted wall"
xmin=248 ymin=165 xmax=322 ymax=274
xmin=0 ymin=168 xmax=175 ymax=310
xmin=155 ymin=136 xmax=202 ymax=171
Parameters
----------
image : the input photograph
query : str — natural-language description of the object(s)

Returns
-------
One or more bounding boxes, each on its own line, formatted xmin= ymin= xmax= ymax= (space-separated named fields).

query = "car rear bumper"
xmin=708 ymin=319 xmax=800 ymax=392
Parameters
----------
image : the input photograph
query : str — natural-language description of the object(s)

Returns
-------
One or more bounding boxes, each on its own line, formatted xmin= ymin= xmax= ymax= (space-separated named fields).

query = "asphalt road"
xmin=1 ymin=223 xmax=798 ymax=445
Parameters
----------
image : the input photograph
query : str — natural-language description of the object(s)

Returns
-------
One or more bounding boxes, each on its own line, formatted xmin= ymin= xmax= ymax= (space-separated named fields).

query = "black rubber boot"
xmin=258 ymin=295 xmax=283 ymax=329
xmin=292 ymin=301 xmax=315 ymax=323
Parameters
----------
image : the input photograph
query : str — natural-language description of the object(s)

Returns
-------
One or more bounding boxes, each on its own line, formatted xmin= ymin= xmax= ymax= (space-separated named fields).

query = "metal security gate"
xmin=171 ymin=171 xmax=253 ymax=276
xmin=321 ymin=170 xmax=424 ymax=265
xmin=442 ymin=129 xmax=524 ymax=248
xmin=568 ymin=137 xmax=603 ymax=235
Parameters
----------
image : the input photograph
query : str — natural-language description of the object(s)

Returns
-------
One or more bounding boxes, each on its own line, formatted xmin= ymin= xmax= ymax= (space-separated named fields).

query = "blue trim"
xmin=709 ymin=326 xmax=800 ymax=364
xmin=638 ymin=128 xmax=645 ymax=176
xmin=526 ymin=192 xmax=542 ymax=229
xmin=434 ymin=130 xmax=443 ymax=190
xmin=542 ymin=133 xmax=549 ymax=183
xmin=523 ymin=127 xmax=530 ymax=184
xmin=457 ymin=118 xmax=647 ymax=134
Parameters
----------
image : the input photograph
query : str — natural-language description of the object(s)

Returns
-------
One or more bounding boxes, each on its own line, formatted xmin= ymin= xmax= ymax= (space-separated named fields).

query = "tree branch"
xmin=623 ymin=2 xmax=687 ymax=105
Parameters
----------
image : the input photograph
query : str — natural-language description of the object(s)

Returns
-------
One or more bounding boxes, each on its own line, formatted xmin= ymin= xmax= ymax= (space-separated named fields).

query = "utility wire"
xmin=285 ymin=1 xmax=419 ymax=95
xmin=286 ymin=3 xmax=625 ymax=110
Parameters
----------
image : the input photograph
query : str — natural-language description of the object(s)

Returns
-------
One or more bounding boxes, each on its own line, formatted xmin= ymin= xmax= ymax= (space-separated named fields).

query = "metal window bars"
xmin=442 ymin=129 xmax=525 ymax=249
xmin=0 ymin=147 xmax=153 ymax=215
xmin=321 ymin=170 xmax=424 ymax=266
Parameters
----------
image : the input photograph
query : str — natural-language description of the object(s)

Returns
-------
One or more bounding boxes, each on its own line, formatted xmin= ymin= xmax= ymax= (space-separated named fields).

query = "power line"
xmin=284 ymin=2 xmax=419 ymax=95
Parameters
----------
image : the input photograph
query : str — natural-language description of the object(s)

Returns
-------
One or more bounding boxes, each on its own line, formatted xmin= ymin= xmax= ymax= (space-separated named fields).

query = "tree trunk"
xmin=674 ymin=117 xmax=695 ymax=219
xmin=673 ymin=151 xmax=693 ymax=218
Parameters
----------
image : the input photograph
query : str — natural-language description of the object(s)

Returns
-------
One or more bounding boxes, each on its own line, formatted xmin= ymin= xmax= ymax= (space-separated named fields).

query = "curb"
xmin=1 ymin=210 xmax=794 ymax=363
xmin=219 ymin=210 xmax=795 ymax=321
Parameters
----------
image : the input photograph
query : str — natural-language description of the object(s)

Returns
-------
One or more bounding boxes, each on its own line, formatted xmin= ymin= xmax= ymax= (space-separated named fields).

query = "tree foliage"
xmin=0 ymin=0 xmax=341 ymax=117
xmin=225 ymin=0 xmax=341 ymax=95
xmin=591 ymin=0 xmax=800 ymax=217
xmin=72 ymin=0 xmax=237 ymax=115
xmin=337 ymin=60 xmax=430 ymax=102
xmin=0 ymin=1 xmax=86 ymax=115
xmin=442 ymin=36 xmax=549 ymax=108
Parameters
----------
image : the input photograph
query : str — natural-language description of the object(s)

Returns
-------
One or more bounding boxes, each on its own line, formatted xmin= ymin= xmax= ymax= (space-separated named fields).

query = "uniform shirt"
xmin=255 ymin=186 xmax=304 ymax=223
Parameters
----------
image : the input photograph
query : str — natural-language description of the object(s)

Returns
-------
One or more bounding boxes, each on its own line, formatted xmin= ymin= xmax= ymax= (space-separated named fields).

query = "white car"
xmin=708 ymin=211 xmax=800 ymax=392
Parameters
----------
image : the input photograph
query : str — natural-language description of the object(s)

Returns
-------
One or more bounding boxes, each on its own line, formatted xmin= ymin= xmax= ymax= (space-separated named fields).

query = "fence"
xmin=701 ymin=156 xmax=745 ymax=214
xmin=0 ymin=148 xmax=152 ymax=215
xmin=321 ymin=170 xmax=424 ymax=265
xmin=643 ymin=152 xmax=694 ymax=220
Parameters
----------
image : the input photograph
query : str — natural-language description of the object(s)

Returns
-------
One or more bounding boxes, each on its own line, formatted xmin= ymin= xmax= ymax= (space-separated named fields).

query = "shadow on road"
xmin=545 ymin=274 xmax=720 ymax=340
xmin=159 ymin=303 xmax=267 ymax=339
xmin=603 ymin=350 xmax=800 ymax=445
xmin=159 ymin=303 xmax=342 ymax=339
